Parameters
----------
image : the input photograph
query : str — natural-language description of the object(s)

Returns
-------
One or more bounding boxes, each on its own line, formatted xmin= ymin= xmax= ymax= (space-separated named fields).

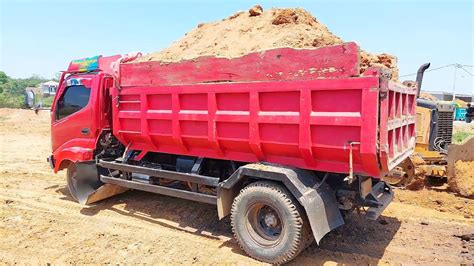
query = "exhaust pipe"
xmin=416 ymin=63 xmax=431 ymax=98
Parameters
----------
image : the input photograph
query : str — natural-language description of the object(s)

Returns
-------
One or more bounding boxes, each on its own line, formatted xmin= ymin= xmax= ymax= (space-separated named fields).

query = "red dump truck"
xmin=48 ymin=42 xmax=424 ymax=263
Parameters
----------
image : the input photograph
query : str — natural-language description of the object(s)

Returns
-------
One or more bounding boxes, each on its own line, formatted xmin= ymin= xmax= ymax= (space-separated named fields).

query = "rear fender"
xmin=217 ymin=163 xmax=344 ymax=244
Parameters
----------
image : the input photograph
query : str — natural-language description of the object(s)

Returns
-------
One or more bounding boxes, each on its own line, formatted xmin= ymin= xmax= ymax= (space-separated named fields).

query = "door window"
xmin=56 ymin=85 xmax=90 ymax=120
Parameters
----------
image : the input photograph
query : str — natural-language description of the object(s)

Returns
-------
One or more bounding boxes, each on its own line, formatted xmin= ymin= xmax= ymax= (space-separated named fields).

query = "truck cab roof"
xmin=67 ymin=55 xmax=121 ymax=76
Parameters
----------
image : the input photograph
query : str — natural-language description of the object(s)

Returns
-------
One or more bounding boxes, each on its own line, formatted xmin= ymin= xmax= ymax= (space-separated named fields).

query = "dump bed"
xmin=113 ymin=42 xmax=416 ymax=178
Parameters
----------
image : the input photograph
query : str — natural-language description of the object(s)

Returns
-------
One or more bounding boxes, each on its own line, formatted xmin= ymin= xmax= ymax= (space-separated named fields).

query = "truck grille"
xmin=437 ymin=111 xmax=454 ymax=145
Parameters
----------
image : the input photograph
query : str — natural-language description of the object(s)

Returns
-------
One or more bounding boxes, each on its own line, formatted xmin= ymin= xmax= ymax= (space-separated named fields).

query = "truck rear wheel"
xmin=230 ymin=181 xmax=312 ymax=264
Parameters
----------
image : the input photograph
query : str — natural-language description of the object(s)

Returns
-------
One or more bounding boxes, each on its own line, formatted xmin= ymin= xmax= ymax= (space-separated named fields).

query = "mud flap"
xmin=217 ymin=163 xmax=345 ymax=244
xmin=75 ymin=161 xmax=129 ymax=205
xmin=298 ymin=180 xmax=345 ymax=244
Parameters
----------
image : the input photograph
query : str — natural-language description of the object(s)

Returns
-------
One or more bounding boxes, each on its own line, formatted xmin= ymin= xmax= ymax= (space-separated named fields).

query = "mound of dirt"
xmin=454 ymin=98 xmax=468 ymax=108
xmin=419 ymin=91 xmax=438 ymax=101
xmin=451 ymin=160 xmax=474 ymax=197
xmin=248 ymin=5 xmax=263 ymax=17
xmin=137 ymin=7 xmax=398 ymax=79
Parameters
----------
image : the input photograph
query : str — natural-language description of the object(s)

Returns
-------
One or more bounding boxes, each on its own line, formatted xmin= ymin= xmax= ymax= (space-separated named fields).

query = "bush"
xmin=0 ymin=93 xmax=24 ymax=108
xmin=41 ymin=96 xmax=54 ymax=107
xmin=0 ymin=71 xmax=48 ymax=108
xmin=453 ymin=131 xmax=474 ymax=144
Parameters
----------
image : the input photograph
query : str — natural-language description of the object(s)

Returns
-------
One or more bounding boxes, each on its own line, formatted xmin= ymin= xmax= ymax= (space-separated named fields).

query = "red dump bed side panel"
xmin=112 ymin=78 xmax=382 ymax=177
xmin=113 ymin=42 xmax=416 ymax=178
xmin=119 ymin=42 xmax=360 ymax=86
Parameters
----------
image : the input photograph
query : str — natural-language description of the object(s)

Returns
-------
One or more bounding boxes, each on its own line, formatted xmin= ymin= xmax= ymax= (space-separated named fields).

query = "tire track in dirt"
xmin=0 ymin=188 xmax=229 ymax=241
xmin=2 ymin=184 xmax=473 ymax=264
xmin=0 ymin=190 xmax=254 ymax=264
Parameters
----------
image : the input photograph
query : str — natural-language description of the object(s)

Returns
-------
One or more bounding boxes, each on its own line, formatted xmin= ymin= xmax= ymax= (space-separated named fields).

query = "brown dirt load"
xmin=135 ymin=7 xmax=399 ymax=80
xmin=419 ymin=91 xmax=438 ymax=101
xmin=451 ymin=161 xmax=474 ymax=197
xmin=248 ymin=5 xmax=263 ymax=17
xmin=271 ymin=9 xmax=299 ymax=25
xmin=1 ymin=108 xmax=473 ymax=264
xmin=454 ymin=98 xmax=468 ymax=108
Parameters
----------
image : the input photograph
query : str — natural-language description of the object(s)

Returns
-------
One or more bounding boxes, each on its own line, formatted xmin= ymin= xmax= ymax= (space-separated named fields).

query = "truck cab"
xmin=49 ymin=55 xmax=118 ymax=173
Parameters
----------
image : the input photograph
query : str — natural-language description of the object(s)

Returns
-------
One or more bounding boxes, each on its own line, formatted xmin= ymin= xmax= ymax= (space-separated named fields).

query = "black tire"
xmin=66 ymin=163 xmax=104 ymax=203
xmin=230 ymin=181 xmax=313 ymax=264
xmin=66 ymin=163 xmax=79 ymax=201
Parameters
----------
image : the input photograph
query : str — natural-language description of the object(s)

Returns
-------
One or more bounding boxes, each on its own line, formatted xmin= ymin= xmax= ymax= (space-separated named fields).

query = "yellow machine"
xmin=385 ymin=100 xmax=455 ymax=187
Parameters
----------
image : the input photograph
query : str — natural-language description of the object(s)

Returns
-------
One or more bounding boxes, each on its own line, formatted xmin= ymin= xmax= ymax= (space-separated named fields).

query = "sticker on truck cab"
xmin=68 ymin=55 xmax=100 ymax=73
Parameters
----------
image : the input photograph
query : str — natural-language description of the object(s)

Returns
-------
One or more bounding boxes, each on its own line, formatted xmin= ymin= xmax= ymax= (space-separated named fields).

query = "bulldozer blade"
xmin=77 ymin=183 xmax=129 ymax=205
xmin=74 ymin=161 xmax=129 ymax=205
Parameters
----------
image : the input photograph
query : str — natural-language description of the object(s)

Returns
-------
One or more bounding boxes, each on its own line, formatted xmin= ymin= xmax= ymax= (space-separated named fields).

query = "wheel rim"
xmin=384 ymin=158 xmax=416 ymax=187
xmin=246 ymin=203 xmax=284 ymax=247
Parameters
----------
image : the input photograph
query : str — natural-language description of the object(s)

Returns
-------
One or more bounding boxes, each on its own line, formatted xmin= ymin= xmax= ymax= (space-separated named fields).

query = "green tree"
xmin=0 ymin=72 xmax=48 ymax=108
xmin=0 ymin=71 xmax=9 ymax=84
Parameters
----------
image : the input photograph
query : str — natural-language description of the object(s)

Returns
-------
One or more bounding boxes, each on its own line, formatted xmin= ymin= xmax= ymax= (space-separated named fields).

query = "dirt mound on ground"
xmin=419 ymin=91 xmax=438 ymax=101
xmin=137 ymin=7 xmax=398 ymax=79
xmin=454 ymin=98 xmax=468 ymax=108
xmin=451 ymin=160 xmax=474 ymax=197
xmin=248 ymin=5 xmax=263 ymax=17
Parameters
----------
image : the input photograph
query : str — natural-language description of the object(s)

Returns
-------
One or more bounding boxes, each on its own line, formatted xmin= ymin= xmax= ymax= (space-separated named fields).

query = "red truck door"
xmin=51 ymin=77 xmax=94 ymax=152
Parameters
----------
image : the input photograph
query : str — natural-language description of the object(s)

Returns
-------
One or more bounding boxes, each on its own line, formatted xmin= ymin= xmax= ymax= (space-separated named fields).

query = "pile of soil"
xmin=419 ymin=91 xmax=438 ymax=102
xmin=137 ymin=7 xmax=399 ymax=80
xmin=451 ymin=160 xmax=474 ymax=197
xmin=454 ymin=98 xmax=468 ymax=108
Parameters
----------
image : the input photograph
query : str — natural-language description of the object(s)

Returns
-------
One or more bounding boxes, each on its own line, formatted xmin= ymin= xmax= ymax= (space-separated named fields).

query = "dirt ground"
xmin=1 ymin=108 xmax=473 ymax=264
xmin=454 ymin=120 xmax=474 ymax=135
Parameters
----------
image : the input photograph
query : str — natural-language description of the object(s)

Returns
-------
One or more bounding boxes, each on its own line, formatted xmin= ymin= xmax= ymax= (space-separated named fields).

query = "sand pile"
xmin=137 ymin=6 xmax=398 ymax=79
xmin=450 ymin=160 xmax=474 ymax=197
xmin=419 ymin=91 xmax=438 ymax=101
xmin=454 ymin=99 xmax=468 ymax=108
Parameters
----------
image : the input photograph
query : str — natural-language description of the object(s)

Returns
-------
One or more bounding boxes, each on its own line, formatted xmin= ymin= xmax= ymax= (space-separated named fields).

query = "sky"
xmin=0 ymin=0 xmax=473 ymax=94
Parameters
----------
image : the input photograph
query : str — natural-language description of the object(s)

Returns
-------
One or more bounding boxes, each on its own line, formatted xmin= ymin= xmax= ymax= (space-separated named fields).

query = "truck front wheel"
xmin=66 ymin=163 xmax=79 ymax=201
xmin=230 ymin=181 xmax=312 ymax=264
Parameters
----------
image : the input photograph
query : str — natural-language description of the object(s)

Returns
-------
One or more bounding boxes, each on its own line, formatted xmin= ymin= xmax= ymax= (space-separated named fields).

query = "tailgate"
xmin=378 ymin=75 xmax=417 ymax=174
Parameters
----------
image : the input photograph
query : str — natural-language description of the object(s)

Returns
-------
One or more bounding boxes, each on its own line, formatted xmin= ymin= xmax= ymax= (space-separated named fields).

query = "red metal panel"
xmin=384 ymin=81 xmax=417 ymax=170
xmin=119 ymin=42 xmax=360 ymax=86
xmin=366 ymin=68 xmax=417 ymax=173
xmin=113 ymin=44 xmax=416 ymax=178
xmin=99 ymin=55 xmax=121 ymax=76
xmin=113 ymin=77 xmax=386 ymax=177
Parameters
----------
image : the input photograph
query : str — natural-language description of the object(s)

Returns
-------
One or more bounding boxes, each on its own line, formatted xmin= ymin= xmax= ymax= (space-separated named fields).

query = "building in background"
xmin=41 ymin=81 xmax=58 ymax=97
